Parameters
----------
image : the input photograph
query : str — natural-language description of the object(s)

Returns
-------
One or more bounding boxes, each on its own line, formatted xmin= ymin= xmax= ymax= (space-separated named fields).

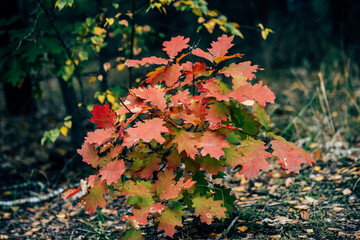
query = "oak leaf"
xmin=123 ymin=118 xmax=169 ymax=147
xmin=99 ymin=160 xmax=125 ymax=184
xmin=208 ymin=34 xmax=234 ymax=59
xmin=192 ymin=196 xmax=226 ymax=224
xmin=154 ymin=169 xmax=181 ymax=200
xmin=163 ymin=64 xmax=182 ymax=87
xmin=271 ymin=136 xmax=315 ymax=174
xmin=197 ymin=131 xmax=230 ymax=159
xmin=158 ymin=206 xmax=184 ymax=237
xmin=90 ymin=103 xmax=117 ymax=129
xmin=119 ymin=180 xmax=152 ymax=199
xmin=171 ymin=129 xmax=199 ymax=159
xmin=125 ymin=56 xmax=168 ymax=67
xmin=85 ymin=128 xmax=114 ymax=147
xmin=81 ymin=180 xmax=107 ymax=214
xmin=162 ymin=35 xmax=190 ymax=59
xmin=130 ymin=85 xmax=167 ymax=111
xmin=225 ymin=138 xmax=272 ymax=179
xmin=77 ymin=142 xmax=99 ymax=168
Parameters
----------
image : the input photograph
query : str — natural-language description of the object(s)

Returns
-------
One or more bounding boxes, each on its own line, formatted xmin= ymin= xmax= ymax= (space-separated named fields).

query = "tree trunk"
xmin=57 ymin=77 xmax=85 ymax=149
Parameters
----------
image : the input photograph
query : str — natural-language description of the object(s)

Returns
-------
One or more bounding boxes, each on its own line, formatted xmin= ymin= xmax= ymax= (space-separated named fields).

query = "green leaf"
xmin=121 ymin=227 xmax=142 ymax=240
xmin=230 ymin=103 xmax=260 ymax=136
xmin=213 ymin=184 xmax=236 ymax=213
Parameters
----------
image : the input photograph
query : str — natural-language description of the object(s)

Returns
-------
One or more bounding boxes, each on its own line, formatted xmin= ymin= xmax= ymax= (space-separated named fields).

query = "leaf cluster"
xmin=63 ymin=35 xmax=314 ymax=238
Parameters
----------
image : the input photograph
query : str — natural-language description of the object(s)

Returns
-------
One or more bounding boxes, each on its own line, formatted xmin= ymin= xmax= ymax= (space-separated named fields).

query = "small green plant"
xmin=62 ymin=35 xmax=314 ymax=238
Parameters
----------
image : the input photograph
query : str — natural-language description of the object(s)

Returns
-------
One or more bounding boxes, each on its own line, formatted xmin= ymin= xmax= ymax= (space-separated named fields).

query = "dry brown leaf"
xmin=306 ymin=229 xmax=314 ymax=233
xmin=293 ymin=205 xmax=310 ymax=210
xmin=328 ymin=228 xmax=341 ymax=231
xmin=313 ymin=175 xmax=324 ymax=181
xmin=342 ymin=188 xmax=352 ymax=195
xmin=333 ymin=206 xmax=344 ymax=212
xmin=270 ymin=235 xmax=281 ymax=239
xmin=300 ymin=211 xmax=310 ymax=220
xmin=285 ymin=177 xmax=295 ymax=188
xmin=302 ymin=186 xmax=312 ymax=191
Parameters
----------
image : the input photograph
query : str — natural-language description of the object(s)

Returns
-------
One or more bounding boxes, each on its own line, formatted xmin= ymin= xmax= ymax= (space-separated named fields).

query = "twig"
xmin=215 ymin=216 xmax=239 ymax=240
xmin=318 ymin=72 xmax=335 ymax=133
xmin=16 ymin=4 xmax=41 ymax=50
xmin=118 ymin=97 xmax=145 ymax=123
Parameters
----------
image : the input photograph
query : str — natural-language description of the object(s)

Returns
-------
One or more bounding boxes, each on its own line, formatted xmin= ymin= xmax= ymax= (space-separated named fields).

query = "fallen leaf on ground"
xmin=342 ymin=188 xmax=352 ymax=195
xmin=293 ymin=205 xmax=310 ymax=210
xmin=238 ymin=226 xmax=248 ymax=232
xmin=300 ymin=211 xmax=309 ymax=220
xmin=306 ymin=229 xmax=314 ymax=233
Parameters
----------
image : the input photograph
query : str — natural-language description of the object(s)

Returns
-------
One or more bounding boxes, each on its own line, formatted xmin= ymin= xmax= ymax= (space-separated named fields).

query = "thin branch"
xmin=40 ymin=1 xmax=85 ymax=103
xmin=215 ymin=216 xmax=239 ymax=240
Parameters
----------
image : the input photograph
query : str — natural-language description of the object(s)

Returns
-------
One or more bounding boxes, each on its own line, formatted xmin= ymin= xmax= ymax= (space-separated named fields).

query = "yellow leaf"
xmin=98 ymin=95 xmax=105 ymax=104
xmin=238 ymin=226 xmax=248 ymax=232
xmin=60 ymin=126 xmax=68 ymax=136
xmin=107 ymin=94 xmax=116 ymax=104
xmin=64 ymin=120 xmax=72 ymax=129
xmin=93 ymin=26 xmax=106 ymax=36
xmin=105 ymin=18 xmax=114 ymax=26
xmin=115 ymin=13 xmax=121 ymax=18
xmin=65 ymin=59 xmax=72 ymax=65
xmin=198 ymin=17 xmax=205 ymax=24
xmin=314 ymin=166 xmax=321 ymax=172
xmin=204 ymin=20 xmax=215 ymax=34
xmin=89 ymin=76 xmax=97 ymax=84
xmin=117 ymin=64 xmax=125 ymax=71
xmin=313 ymin=175 xmax=324 ymax=181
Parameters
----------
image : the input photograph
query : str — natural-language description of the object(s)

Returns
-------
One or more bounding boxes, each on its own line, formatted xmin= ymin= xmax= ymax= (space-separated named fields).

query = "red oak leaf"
xmin=119 ymin=180 xmax=152 ymax=199
xmin=228 ymin=138 xmax=272 ymax=179
xmin=163 ymin=64 xmax=182 ymax=87
xmin=125 ymin=56 xmax=168 ymax=67
xmin=123 ymin=118 xmax=169 ymax=147
xmin=90 ymin=103 xmax=117 ymax=129
xmin=170 ymin=89 xmax=190 ymax=107
xmin=150 ymin=202 xmax=165 ymax=215
xmin=61 ymin=186 xmax=81 ymax=199
xmin=99 ymin=160 xmax=125 ymax=184
xmin=192 ymin=196 xmax=226 ymax=224
xmin=129 ymin=206 xmax=151 ymax=225
xmin=81 ymin=180 xmax=107 ymax=214
xmin=157 ymin=207 xmax=184 ymax=237
xmin=162 ymin=35 xmax=190 ymax=59
xmin=171 ymin=129 xmax=199 ymax=159
xmin=146 ymin=66 xmax=166 ymax=85
xmin=116 ymin=95 xmax=148 ymax=114
xmin=220 ymin=61 xmax=259 ymax=79
xmin=208 ymin=34 xmax=234 ymax=58
xmin=154 ymin=169 xmax=181 ymax=200
xmin=85 ymin=128 xmax=114 ymax=147
xmin=192 ymin=48 xmax=214 ymax=62
xmin=77 ymin=142 xmax=99 ymax=168
xmin=271 ymin=136 xmax=315 ymax=174
xmin=130 ymin=85 xmax=167 ymax=111
xmin=232 ymin=81 xmax=275 ymax=107
xmin=206 ymin=101 xmax=229 ymax=125
xmin=198 ymin=78 xmax=234 ymax=101
xmin=197 ymin=131 xmax=230 ymax=159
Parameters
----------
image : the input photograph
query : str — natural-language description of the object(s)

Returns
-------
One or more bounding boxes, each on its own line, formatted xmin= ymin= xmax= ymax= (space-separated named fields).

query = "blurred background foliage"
xmin=0 ymin=0 xmax=359 ymax=155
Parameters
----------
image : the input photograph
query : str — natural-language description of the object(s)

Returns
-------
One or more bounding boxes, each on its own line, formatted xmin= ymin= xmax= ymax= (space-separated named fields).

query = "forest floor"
xmin=1 ymin=66 xmax=360 ymax=239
